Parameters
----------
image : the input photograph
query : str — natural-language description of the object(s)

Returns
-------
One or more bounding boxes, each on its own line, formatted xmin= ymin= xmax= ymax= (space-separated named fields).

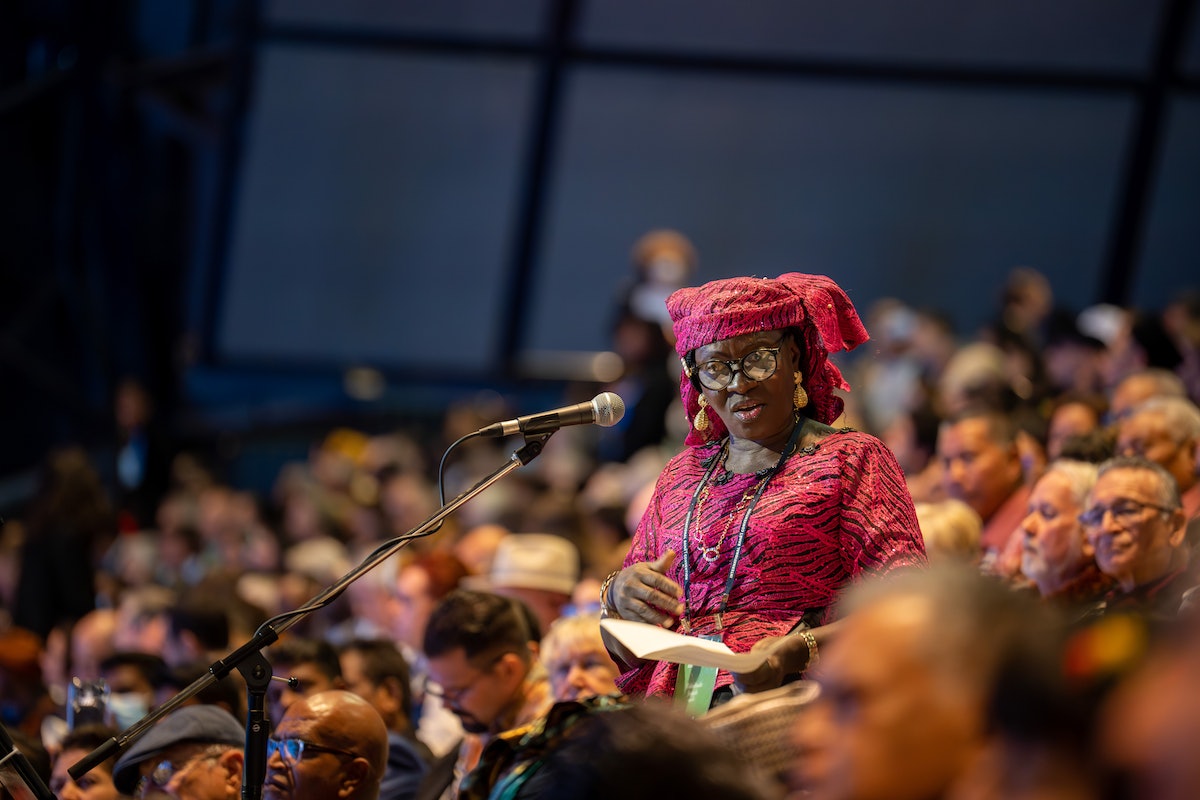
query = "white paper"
xmin=601 ymin=618 xmax=769 ymax=672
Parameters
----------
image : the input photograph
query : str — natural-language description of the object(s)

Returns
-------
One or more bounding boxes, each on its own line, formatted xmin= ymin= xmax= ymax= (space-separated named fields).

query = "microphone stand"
xmin=70 ymin=433 xmax=554 ymax=800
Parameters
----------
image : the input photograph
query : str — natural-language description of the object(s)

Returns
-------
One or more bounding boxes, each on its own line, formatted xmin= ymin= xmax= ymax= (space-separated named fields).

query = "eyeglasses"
xmin=691 ymin=347 xmax=782 ymax=391
xmin=267 ymin=737 xmax=361 ymax=764
xmin=425 ymin=671 xmax=489 ymax=704
xmin=134 ymin=749 xmax=223 ymax=798
xmin=425 ymin=653 xmax=506 ymax=704
xmin=1078 ymin=499 xmax=1176 ymax=528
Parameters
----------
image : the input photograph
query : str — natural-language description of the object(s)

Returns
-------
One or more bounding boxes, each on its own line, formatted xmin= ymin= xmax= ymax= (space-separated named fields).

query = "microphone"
xmin=476 ymin=392 xmax=625 ymax=438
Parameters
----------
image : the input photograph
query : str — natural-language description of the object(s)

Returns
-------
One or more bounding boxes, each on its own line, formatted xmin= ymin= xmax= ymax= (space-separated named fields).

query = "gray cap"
xmin=112 ymin=705 xmax=244 ymax=793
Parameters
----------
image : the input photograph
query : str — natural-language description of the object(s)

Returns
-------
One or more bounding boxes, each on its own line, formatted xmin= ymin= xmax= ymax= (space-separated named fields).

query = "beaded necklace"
xmin=679 ymin=416 xmax=804 ymax=634
xmin=690 ymin=451 xmax=769 ymax=563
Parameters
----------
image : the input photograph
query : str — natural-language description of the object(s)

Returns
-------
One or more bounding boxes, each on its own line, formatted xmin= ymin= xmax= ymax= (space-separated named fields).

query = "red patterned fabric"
xmin=667 ymin=273 xmax=870 ymax=446
xmin=616 ymin=429 xmax=926 ymax=698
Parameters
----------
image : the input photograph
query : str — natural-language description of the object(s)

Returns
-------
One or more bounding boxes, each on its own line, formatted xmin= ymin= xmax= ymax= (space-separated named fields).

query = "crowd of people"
xmin=0 ymin=245 xmax=1199 ymax=800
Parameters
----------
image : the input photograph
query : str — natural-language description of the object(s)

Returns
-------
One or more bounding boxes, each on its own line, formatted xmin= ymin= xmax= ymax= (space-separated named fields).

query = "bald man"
xmin=264 ymin=690 xmax=389 ymax=800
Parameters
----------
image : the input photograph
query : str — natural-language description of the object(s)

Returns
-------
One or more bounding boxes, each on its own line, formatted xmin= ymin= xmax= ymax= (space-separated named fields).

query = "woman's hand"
xmin=610 ymin=550 xmax=684 ymax=627
xmin=733 ymin=634 xmax=813 ymax=694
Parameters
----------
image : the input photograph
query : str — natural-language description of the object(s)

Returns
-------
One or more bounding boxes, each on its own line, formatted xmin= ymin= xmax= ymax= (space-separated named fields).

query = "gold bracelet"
xmin=799 ymin=630 xmax=819 ymax=670
xmin=599 ymin=570 xmax=621 ymax=618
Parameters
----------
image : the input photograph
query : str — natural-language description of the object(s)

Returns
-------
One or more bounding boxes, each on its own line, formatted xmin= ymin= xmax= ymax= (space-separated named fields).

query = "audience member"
xmin=389 ymin=551 xmax=469 ymax=758
xmin=266 ymin=638 xmax=345 ymax=727
xmin=937 ymin=408 xmax=1029 ymax=578
xmin=99 ymin=651 xmax=165 ymax=730
xmin=1080 ymin=456 xmax=1195 ymax=618
xmin=162 ymin=592 xmax=231 ymax=668
xmin=464 ymin=534 xmax=579 ymax=636
xmin=338 ymin=638 xmax=432 ymax=800
xmin=1019 ymin=460 xmax=1114 ymax=609
xmin=791 ymin=565 xmax=1053 ymax=800
xmin=945 ymin=616 xmax=1106 ymax=800
xmin=914 ymin=499 xmax=983 ymax=566
xmin=1045 ymin=395 xmax=1106 ymax=461
xmin=111 ymin=704 xmax=245 ymax=799
xmin=1107 ymin=367 xmax=1187 ymax=423
xmin=1115 ymin=396 xmax=1200 ymax=521
xmin=264 ymin=690 xmax=389 ymax=800
xmin=935 ymin=342 xmax=1011 ymax=418
xmin=450 ymin=525 xmax=508 ymax=583
xmin=51 ymin=723 xmax=123 ymax=800
xmin=416 ymin=590 xmax=552 ymax=800
xmin=113 ymin=584 xmax=177 ymax=655
xmin=69 ymin=609 xmax=118 ymax=681
xmin=537 ymin=614 xmax=620 ymax=702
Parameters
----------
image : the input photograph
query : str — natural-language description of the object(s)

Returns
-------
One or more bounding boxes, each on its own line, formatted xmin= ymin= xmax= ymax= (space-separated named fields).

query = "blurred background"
xmin=2 ymin=0 xmax=1198 ymax=499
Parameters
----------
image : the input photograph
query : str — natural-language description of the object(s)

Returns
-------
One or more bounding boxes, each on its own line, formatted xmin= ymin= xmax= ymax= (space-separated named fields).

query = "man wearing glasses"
xmin=414 ymin=590 xmax=552 ymax=800
xmin=111 ymin=704 xmax=245 ymax=800
xmin=263 ymin=690 xmax=388 ymax=800
xmin=1079 ymin=456 xmax=1196 ymax=618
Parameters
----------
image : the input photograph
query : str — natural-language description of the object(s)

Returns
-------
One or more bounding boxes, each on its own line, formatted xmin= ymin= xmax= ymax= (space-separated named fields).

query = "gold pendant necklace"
xmin=693 ymin=448 xmax=768 ymax=563
xmin=696 ymin=487 xmax=757 ymax=562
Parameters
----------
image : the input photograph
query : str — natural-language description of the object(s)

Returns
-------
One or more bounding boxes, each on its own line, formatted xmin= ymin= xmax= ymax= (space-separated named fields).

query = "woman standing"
xmin=601 ymin=272 xmax=926 ymax=702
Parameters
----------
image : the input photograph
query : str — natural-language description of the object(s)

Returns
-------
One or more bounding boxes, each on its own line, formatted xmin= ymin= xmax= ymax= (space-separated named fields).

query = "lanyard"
xmin=679 ymin=417 xmax=803 ymax=634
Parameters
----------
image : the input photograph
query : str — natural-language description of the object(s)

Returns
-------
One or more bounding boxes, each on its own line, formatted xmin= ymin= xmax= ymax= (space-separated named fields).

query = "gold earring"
xmin=794 ymin=371 xmax=809 ymax=410
xmin=694 ymin=396 xmax=711 ymax=431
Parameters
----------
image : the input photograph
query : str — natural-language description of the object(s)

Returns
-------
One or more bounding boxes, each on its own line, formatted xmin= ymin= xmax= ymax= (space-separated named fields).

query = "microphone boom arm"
xmin=69 ymin=433 xmax=554 ymax=796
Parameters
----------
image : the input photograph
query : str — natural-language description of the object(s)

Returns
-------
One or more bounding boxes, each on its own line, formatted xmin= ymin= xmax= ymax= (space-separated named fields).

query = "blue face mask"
xmin=107 ymin=692 xmax=150 ymax=730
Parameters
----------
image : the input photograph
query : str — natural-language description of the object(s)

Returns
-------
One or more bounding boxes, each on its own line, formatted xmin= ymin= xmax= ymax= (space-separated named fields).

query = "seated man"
xmin=937 ymin=408 xmax=1030 ymax=578
xmin=266 ymin=638 xmax=346 ymax=727
xmin=111 ymin=704 xmax=245 ymax=800
xmin=99 ymin=651 xmax=166 ymax=730
xmin=1116 ymin=396 xmax=1200 ymax=540
xmin=415 ymin=590 xmax=552 ymax=800
xmin=338 ymin=638 xmax=432 ymax=800
xmin=1019 ymin=459 xmax=1115 ymax=609
xmin=1107 ymin=367 xmax=1187 ymax=424
xmin=1080 ymin=456 xmax=1195 ymax=618
xmin=264 ymin=690 xmax=389 ymax=800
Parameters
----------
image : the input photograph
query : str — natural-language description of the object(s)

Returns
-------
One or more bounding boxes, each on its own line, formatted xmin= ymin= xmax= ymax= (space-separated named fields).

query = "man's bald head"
xmin=265 ymin=690 xmax=388 ymax=800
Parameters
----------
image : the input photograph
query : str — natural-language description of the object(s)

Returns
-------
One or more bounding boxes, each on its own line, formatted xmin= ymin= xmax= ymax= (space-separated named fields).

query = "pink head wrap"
xmin=667 ymin=272 xmax=870 ymax=446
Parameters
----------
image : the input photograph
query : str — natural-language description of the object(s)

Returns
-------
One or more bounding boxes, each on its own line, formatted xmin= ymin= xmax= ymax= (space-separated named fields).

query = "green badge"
xmin=674 ymin=634 xmax=721 ymax=716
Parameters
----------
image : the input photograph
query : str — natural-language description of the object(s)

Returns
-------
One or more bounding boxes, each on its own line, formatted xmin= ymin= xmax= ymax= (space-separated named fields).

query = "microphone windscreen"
xmin=592 ymin=392 xmax=625 ymax=427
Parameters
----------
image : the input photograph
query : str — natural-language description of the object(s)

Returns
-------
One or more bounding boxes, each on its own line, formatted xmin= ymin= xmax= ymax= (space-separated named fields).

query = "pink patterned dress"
xmin=616 ymin=428 xmax=926 ymax=697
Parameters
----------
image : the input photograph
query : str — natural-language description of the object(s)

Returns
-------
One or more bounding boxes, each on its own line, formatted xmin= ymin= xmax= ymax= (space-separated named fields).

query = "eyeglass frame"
xmin=424 ymin=651 xmax=509 ymax=704
xmin=688 ymin=346 xmax=783 ymax=391
xmin=266 ymin=737 xmax=362 ymax=764
xmin=134 ymin=746 xmax=228 ymax=798
xmin=1077 ymin=498 xmax=1178 ymax=529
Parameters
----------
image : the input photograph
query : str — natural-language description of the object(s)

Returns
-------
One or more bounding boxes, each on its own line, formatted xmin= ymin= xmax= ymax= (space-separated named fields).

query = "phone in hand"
xmin=66 ymin=678 xmax=110 ymax=730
